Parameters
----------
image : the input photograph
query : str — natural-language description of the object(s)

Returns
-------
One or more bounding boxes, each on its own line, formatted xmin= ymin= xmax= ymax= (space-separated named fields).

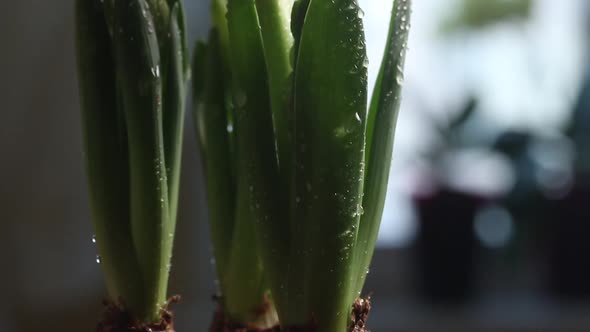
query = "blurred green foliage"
xmin=443 ymin=0 xmax=532 ymax=32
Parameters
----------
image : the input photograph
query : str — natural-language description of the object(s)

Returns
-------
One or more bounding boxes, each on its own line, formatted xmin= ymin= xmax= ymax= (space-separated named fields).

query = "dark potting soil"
xmin=349 ymin=297 xmax=371 ymax=332
xmin=208 ymin=294 xmax=280 ymax=332
xmin=208 ymin=296 xmax=371 ymax=332
xmin=208 ymin=306 xmax=280 ymax=332
xmin=96 ymin=295 xmax=180 ymax=332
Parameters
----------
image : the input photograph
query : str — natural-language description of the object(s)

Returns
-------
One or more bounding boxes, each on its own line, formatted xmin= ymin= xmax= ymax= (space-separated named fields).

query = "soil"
xmin=349 ymin=297 xmax=371 ymax=332
xmin=208 ymin=306 xmax=280 ymax=332
xmin=96 ymin=295 xmax=180 ymax=332
xmin=209 ymin=296 xmax=372 ymax=332
xmin=208 ymin=295 xmax=280 ymax=332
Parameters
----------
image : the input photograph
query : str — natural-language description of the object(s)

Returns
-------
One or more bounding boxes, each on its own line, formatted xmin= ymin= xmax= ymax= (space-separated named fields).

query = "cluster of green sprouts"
xmin=76 ymin=0 xmax=411 ymax=330
xmin=75 ymin=0 xmax=189 ymax=323
xmin=195 ymin=0 xmax=412 ymax=331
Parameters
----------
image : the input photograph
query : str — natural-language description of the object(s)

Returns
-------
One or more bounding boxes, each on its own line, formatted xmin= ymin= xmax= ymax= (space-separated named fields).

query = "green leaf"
xmin=168 ymin=0 xmax=191 ymax=75
xmin=292 ymin=0 xmax=368 ymax=330
xmin=194 ymin=27 xmax=277 ymax=327
xmin=211 ymin=0 xmax=231 ymax=72
xmin=162 ymin=1 xmax=188 ymax=246
xmin=193 ymin=30 xmax=236 ymax=293
xmin=75 ymin=0 xmax=144 ymax=315
xmin=113 ymin=0 xmax=170 ymax=321
xmin=193 ymin=41 xmax=208 ymax=152
xmin=146 ymin=0 xmax=171 ymax=43
xmin=209 ymin=0 xmax=236 ymax=171
xmin=354 ymin=0 xmax=412 ymax=296
xmin=102 ymin=0 xmax=115 ymax=35
xmin=224 ymin=190 xmax=270 ymax=326
xmin=254 ymin=2 xmax=298 ymax=321
xmin=290 ymin=0 xmax=310 ymax=60
xmin=225 ymin=0 xmax=289 ymax=323
xmin=255 ymin=0 xmax=294 ymax=183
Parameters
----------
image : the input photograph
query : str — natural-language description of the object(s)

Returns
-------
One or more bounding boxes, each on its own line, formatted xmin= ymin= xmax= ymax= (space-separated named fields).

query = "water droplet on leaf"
xmin=151 ymin=65 xmax=160 ymax=78
xmin=357 ymin=8 xmax=365 ymax=19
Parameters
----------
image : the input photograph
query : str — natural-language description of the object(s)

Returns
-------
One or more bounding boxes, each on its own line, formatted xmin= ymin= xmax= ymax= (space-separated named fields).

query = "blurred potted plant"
xmin=546 ymin=63 xmax=590 ymax=299
xmin=75 ymin=0 xmax=189 ymax=331
xmin=194 ymin=0 xmax=412 ymax=330
xmin=413 ymin=0 xmax=535 ymax=302
xmin=411 ymin=98 xmax=488 ymax=303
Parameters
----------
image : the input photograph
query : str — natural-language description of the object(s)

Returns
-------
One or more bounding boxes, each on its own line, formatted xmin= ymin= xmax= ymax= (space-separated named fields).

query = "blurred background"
xmin=2 ymin=0 xmax=590 ymax=331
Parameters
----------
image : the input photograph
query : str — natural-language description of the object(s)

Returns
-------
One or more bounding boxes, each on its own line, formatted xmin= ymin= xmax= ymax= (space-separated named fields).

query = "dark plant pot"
xmin=414 ymin=188 xmax=483 ymax=304
xmin=546 ymin=181 xmax=590 ymax=299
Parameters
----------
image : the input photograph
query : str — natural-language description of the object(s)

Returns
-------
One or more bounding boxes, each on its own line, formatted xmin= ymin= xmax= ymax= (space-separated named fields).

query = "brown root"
xmin=349 ymin=297 xmax=372 ymax=332
xmin=96 ymin=295 xmax=180 ymax=332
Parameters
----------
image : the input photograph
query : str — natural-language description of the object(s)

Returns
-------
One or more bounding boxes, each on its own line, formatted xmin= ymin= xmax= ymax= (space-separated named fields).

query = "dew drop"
xmin=91 ymin=234 xmax=96 ymax=244
xmin=357 ymin=204 xmax=365 ymax=216
xmin=357 ymin=8 xmax=365 ymax=19
xmin=151 ymin=65 xmax=160 ymax=78
xmin=396 ymin=72 xmax=405 ymax=85
xmin=95 ymin=255 xmax=102 ymax=264
xmin=334 ymin=126 xmax=347 ymax=138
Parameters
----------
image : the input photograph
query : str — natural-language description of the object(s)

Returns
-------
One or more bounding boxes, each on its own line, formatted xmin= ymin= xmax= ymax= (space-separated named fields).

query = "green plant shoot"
xmin=194 ymin=0 xmax=412 ymax=330
xmin=75 ymin=0 xmax=189 ymax=323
